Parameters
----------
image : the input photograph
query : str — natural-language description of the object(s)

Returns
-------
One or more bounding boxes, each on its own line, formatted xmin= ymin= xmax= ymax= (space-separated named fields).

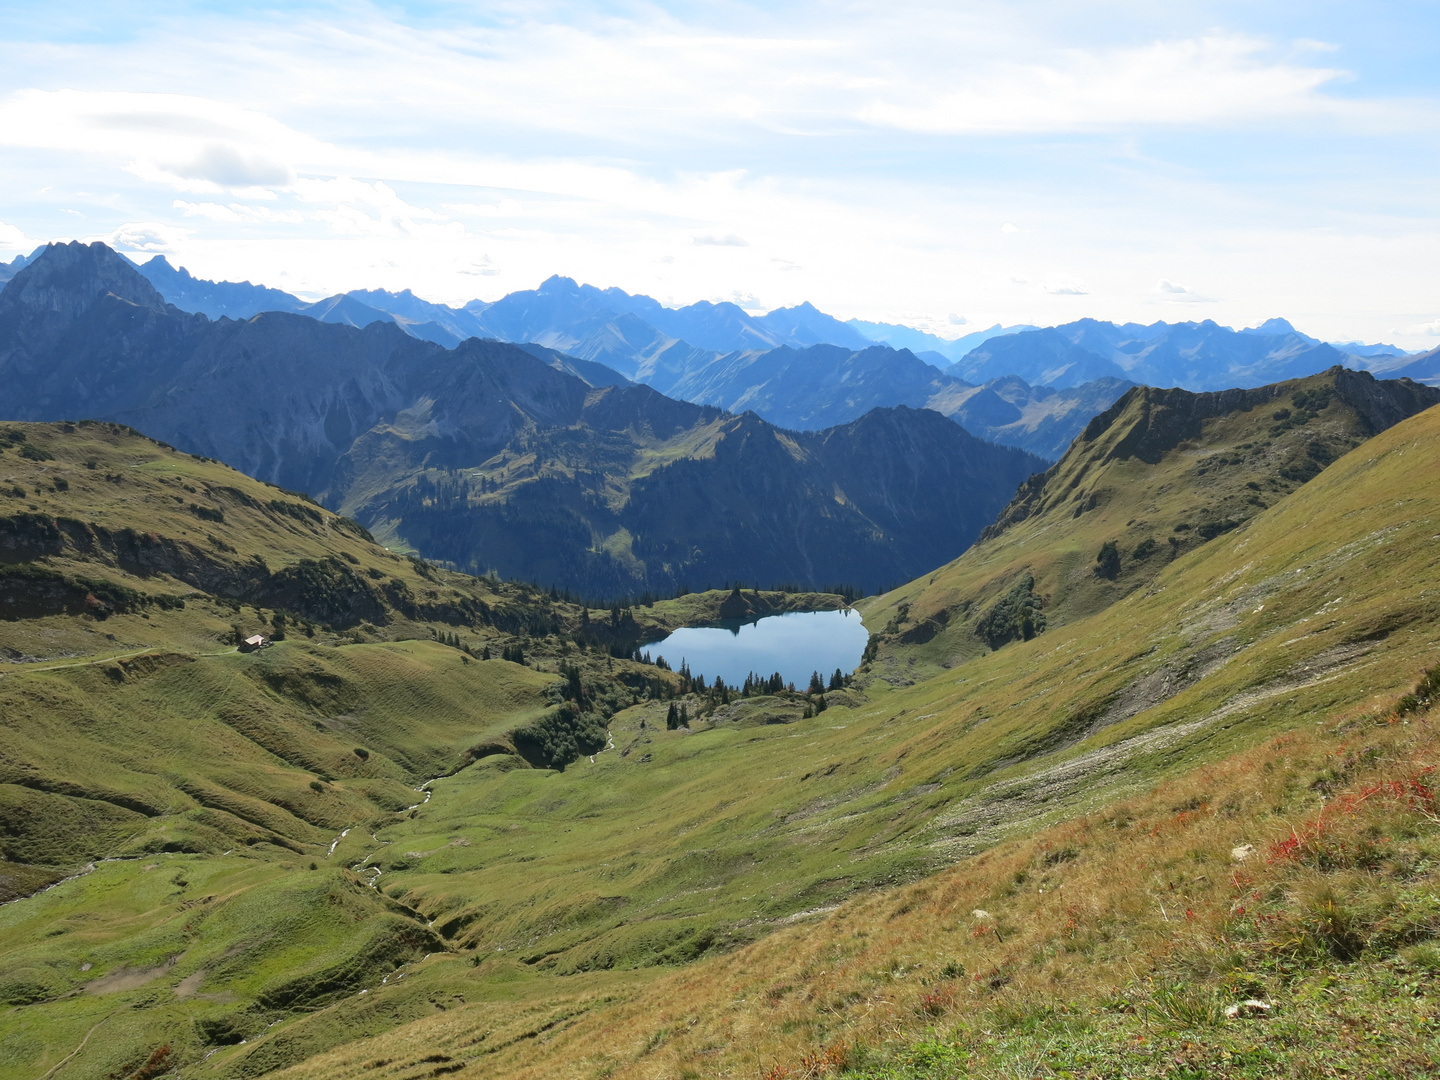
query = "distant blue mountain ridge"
xmin=101 ymin=253 xmax=1426 ymax=387
xmin=948 ymin=316 xmax=1434 ymax=392
xmin=2 ymin=247 xmax=1432 ymax=459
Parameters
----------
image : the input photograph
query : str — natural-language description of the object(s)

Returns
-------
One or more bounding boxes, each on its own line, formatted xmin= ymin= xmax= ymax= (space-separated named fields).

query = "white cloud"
xmin=0 ymin=90 xmax=323 ymax=192
xmin=293 ymin=178 xmax=458 ymax=239
xmin=1154 ymin=278 xmax=1215 ymax=303
xmin=948 ymin=313 xmax=968 ymax=325
xmin=165 ymin=144 xmax=294 ymax=189
xmin=173 ymin=199 xmax=240 ymax=222
xmin=102 ymin=220 xmax=193 ymax=253
xmin=1000 ymin=222 xmax=1020 ymax=234
xmin=0 ymin=219 xmax=29 ymax=252
xmin=174 ymin=200 xmax=303 ymax=224
xmin=723 ymin=291 xmax=765 ymax=312
xmin=1044 ymin=277 xmax=1090 ymax=295
xmin=693 ymin=234 xmax=748 ymax=246
xmin=458 ymin=254 xmax=501 ymax=277
xmin=443 ymin=200 xmax=525 ymax=219
xmin=1399 ymin=317 xmax=1440 ymax=337
xmin=858 ymin=35 xmax=1346 ymax=134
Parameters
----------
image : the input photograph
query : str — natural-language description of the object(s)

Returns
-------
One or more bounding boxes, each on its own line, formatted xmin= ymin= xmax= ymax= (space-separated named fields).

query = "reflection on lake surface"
xmin=647 ymin=609 xmax=870 ymax=689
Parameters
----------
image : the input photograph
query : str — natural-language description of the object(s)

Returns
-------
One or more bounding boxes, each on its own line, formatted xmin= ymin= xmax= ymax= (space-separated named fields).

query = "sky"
xmin=0 ymin=1 xmax=1437 ymax=347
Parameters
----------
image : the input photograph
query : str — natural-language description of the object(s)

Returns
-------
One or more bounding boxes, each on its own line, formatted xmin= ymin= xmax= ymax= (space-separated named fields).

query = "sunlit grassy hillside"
xmin=238 ymin=379 xmax=1440 ymax=1080
xmin=862 ymin=367 xmax=1437 ymax=674
xmin=0 ymin=420 xmax=853 ymax=1080
xmin=4 ymin=388 xmax=1439 ymax=1080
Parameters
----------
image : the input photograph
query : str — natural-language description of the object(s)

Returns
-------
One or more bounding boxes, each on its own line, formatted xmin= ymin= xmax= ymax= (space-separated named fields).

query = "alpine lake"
xmin=644 ymin=608 xmax=870 ymax=689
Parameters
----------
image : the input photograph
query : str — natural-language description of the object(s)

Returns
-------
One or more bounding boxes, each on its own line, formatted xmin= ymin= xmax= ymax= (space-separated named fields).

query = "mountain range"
xmin=132 ymin=255 xmax=1440 ymax=435
xmin=0 ymin=241 xmax=1045 ymax=595
xmin=948 ymin=315 xmax=1428 ymax=391
xmin=6 ymin=247 xmax=1428 ymax=462
xmin=113 ymin=252 xmax=1427 ymax=384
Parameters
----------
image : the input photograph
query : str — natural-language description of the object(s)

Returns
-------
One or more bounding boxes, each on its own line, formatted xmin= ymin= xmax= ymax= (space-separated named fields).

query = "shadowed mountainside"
xmin=0 ymin=242 xmax=1044 ymax=596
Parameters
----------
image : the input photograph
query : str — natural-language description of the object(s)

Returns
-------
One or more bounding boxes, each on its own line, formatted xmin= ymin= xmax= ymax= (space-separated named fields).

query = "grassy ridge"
xmin=0 ymin=639 xmax=554 ymax=864
xmin=3 ymin=389 xmax=1440 ymax=1079
xmin=860 ymin=368 xmax=1435 ymax=674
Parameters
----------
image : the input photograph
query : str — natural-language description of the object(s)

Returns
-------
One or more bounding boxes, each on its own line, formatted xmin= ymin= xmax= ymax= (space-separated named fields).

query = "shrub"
xmin=1396 ymin=662 xmax=1440 ymax=715
xmin=1197 ymin=518 xmax=1240 ymax=540
xmin=975 ymin=572 xmax=1047 ymax=650
xmin=1094 ymin=540 xmax=1122 ymax=580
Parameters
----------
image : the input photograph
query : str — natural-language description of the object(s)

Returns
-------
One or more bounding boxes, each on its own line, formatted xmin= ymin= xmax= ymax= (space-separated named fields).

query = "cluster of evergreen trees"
xmin=511 ymin=701 xmax=607 ymax=770
xmin=742 ymin=671 xmax=789 ymax=695
xmin=800 ymin=668 xmax=845 ymax=718
xmin=975 ymin=572 xmax=1047 ymax=650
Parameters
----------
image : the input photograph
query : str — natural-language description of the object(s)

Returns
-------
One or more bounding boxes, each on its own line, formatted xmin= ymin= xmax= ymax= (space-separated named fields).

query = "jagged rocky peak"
xmin=1244 ymin=317 xmax=1299 ymax=336
xmin=0 ymin=240 xmax=168 ymax=321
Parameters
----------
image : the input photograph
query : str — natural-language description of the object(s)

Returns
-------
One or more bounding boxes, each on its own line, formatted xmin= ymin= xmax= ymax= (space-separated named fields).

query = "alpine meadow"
xmin=2 ymin=4 xmax=1440 ymax=1080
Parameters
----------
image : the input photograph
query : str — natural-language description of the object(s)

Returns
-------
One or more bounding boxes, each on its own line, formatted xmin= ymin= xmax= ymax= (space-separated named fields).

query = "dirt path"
xmin=36 ymin=1016 xmax=111 ymax=1080
xmin=0 ymin=647 xmax=232 ymax=678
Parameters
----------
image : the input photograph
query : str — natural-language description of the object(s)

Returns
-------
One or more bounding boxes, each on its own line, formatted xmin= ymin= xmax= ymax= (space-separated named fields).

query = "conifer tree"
xmin=829 ymin=668 xmax=844 ymax=691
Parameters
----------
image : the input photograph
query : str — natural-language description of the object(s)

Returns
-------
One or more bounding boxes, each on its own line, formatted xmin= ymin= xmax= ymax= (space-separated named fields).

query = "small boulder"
xmin=1224 ymin=998 xmax=1273 ymax=1019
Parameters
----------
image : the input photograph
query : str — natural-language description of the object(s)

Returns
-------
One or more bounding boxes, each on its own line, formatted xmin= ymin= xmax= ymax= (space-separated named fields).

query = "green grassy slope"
xmin=859 ymin=367 xmax=1437 ymax=674
xmin=233 ymin=384 xmax=1438 ymax=1079
xmin=0 ymin=420 xmax=860 ymax=1080
xmin=4 ymin=387 xmax=1440 ymax=1080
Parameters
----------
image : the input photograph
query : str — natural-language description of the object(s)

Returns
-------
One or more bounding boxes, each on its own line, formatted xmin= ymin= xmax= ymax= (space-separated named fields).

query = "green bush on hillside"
xmin=1397 ymin=662 xmax=1440 ymax=716
xmin=1094 ymin=540 xmax=1122 ymax=579
xmin=975 ymin=572 xmax=1046 ymax=651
